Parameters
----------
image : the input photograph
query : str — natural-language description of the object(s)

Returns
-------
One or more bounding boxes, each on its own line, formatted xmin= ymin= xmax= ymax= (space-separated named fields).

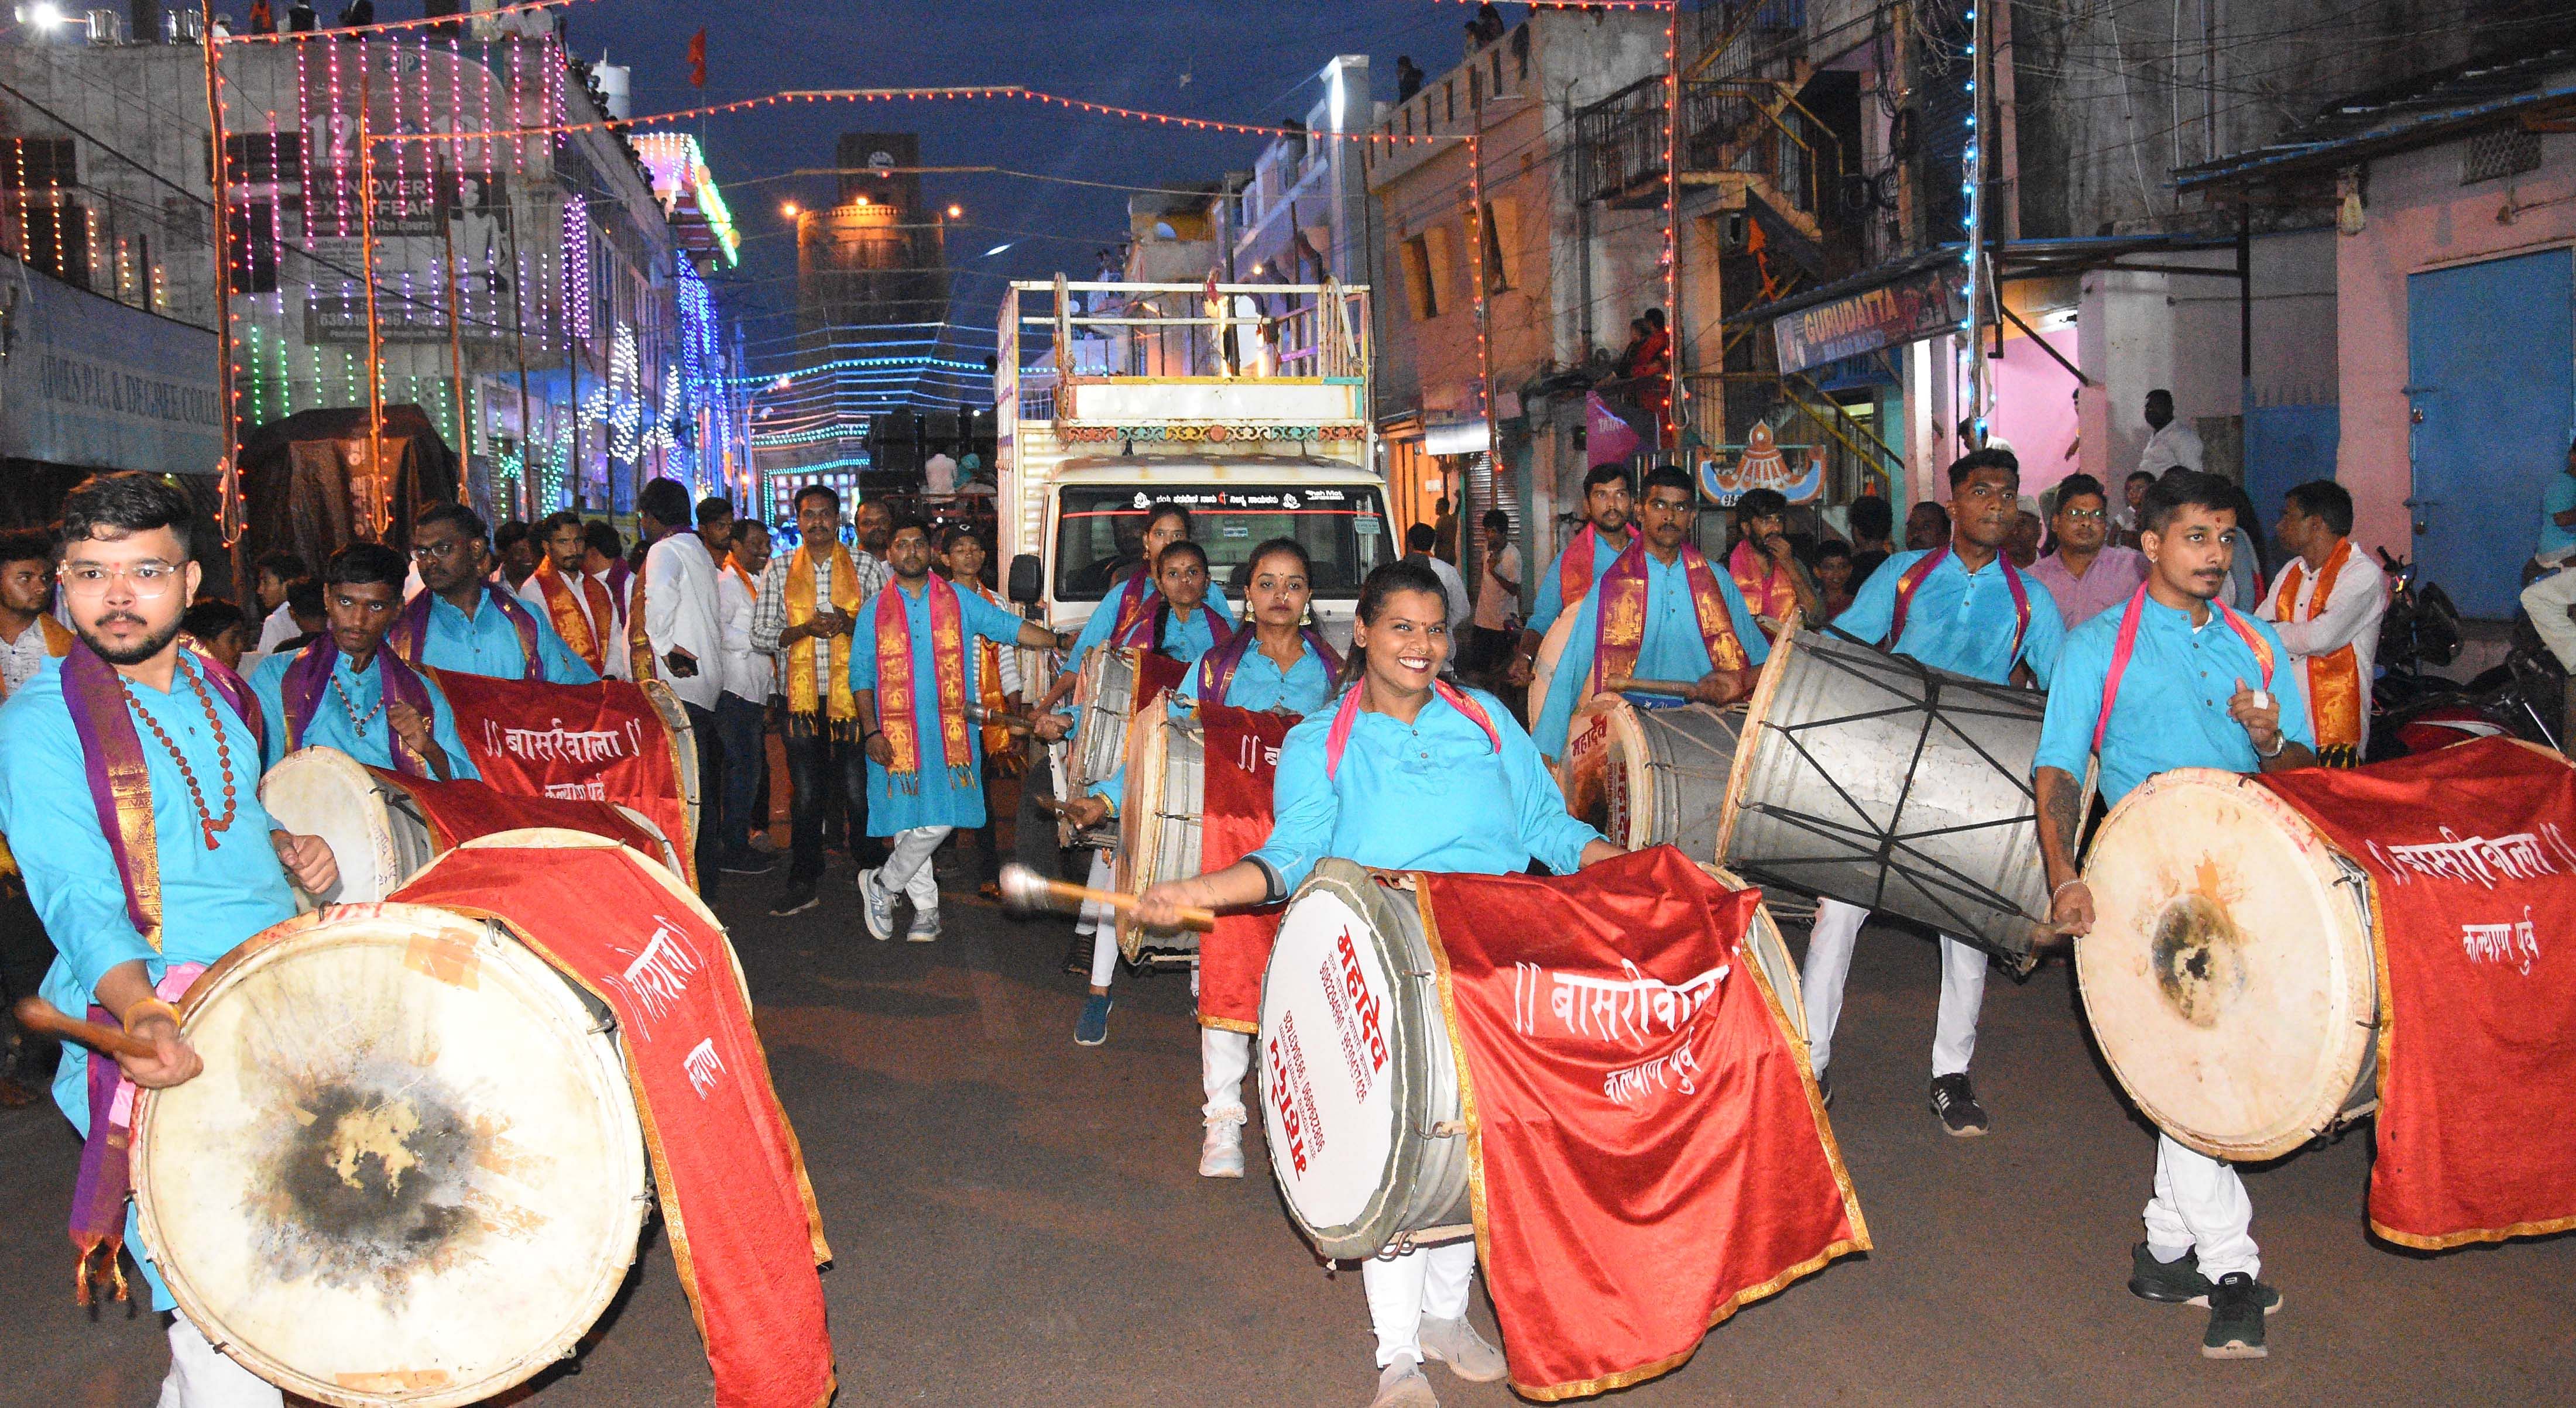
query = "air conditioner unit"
xmin=84 ymin=7 xmax=125 ymax=42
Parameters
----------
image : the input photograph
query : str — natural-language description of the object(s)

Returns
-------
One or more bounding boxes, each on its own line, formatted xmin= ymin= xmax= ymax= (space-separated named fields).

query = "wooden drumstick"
xmin=1607 ymin=675 xmax=1698 ymax=698
xmin=996 ymin=863 xmax=1218 ymax=932
xmin=11 ymin=997 xmax=160 ymax=1061
xmin=966 ymin=705 xmax=1040 ymax=736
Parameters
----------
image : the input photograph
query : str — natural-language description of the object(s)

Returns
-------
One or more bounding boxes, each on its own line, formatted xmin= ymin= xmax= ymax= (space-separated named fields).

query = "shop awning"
xmin=2176 ymin=45 xmax=2576 ymax=193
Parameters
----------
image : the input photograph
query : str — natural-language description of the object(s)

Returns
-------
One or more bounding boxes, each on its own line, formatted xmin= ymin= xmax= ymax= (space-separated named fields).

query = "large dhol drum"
xmin=1112 ymin=708 xmax=1203 ymax=966
xmin=638 ymin=678 xmax=702 ymax=856
xmin=1258 ymin=858 xmax=1803 ymax=1261
xmin=1069 ymin=645 xmax=1141 ymax=794
xmin=1718 ymin=628 xmax=2083 ymax=969
xmin=2076 ymin=770 xmax=2379 ymax=1162
xmin=132 ymin=891 xmax=650 ymax=1406
xmin=1523 ymin=608 xmax=1579 ymax=727
xmin=1600 ymin=699 xmax=1747 ymax=863
xmin=259 ymin=747 xmax=682 ymax=905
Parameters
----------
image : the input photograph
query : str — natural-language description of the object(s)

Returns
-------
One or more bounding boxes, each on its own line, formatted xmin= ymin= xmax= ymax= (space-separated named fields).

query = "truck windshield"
xmin=1055 ymin=485 xmax=1392 ymax=603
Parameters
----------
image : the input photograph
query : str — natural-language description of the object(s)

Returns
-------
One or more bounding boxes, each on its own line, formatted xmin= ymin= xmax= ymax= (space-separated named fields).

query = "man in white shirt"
xmin=249 ymin=549 xmax=309 ymax=654
xmin=0 ymin=531 xmax=70 ymax=702
xmin=637 ymin=480 xmax=728 ymax=890
xmin=2266 ymin=479 xmax=2387 ymax=764
xmin=2138 ymin=389 xmax=2204 ymax=476
xmin=713 ymin=516 xmax=776 ymax=875
xmin=1468 ymin=508 xmax=1522 ymax=681
xmin=1403 ymin=522 xmax=1472 ymax=638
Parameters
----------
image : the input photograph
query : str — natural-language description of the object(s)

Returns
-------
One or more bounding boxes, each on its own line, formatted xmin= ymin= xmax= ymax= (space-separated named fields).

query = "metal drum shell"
xmin=258 ymin=747 xmax=439 ymax=906
xmin=1717 ymin=628 xmax=2086 ymax=968
xmin=1258 ymin=861 xmax=1471 ymax=1262
xmin=1601 ymin=702 xmax=1747 ymax=865
xmin=1113 ymin=708 xmax=1205 ymax=966
xmin=1069 ymin=647 xmax=1141 ymax=794
xmin=2076 ymin=769 xmax=2380 ymax=1162
xmin=131 ymin=895 xmax=648 ymax=1407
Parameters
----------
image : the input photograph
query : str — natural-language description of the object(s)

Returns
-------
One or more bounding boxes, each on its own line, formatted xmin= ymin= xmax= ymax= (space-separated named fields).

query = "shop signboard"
xmin=0 ymin=253 xmax=224 ymax=473
xmin=1771 ymin=266 xmax=1969 ymax=375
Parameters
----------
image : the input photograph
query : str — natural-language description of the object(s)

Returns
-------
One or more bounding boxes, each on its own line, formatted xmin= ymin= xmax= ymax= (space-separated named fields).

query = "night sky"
xmin=596 ymin=0 xmax=1491 ymax=387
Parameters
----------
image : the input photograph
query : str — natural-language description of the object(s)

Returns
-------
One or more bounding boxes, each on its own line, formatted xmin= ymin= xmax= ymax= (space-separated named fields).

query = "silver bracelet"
xmin=2050 ymin=878 xmax=2086 ymax=902
xmin=2255 ymin=734 xmax=2285 ymax=759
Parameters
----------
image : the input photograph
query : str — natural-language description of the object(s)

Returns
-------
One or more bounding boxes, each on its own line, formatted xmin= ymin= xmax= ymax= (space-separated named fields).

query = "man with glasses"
xmin=249 ymin=542 xmax=476 ymax=779
xmin=2028 ymin=473 xmax=2149 ymax=630
xmin=389 ymin=503 xmax=595 ymax=684
xmin=0 ymin=472 xmax=338 ymax=1407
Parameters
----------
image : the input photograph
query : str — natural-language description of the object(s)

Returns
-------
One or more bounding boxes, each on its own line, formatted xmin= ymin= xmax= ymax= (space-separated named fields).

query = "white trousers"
xmin=1201 ymin=1026 xmax=1253 ymax=1122
xmin=160 ymin=1317 xmax=280 ymax=1408
xmin=2144 ymin=1133 xmax=2259 ymax=1279
xmin=2523 ymin=567 xmax=2576 ymax=672
xmin=1800 ymin=897 xmax=1987 ymax=1077
xmin=879 ymin=825 xmax=953 ymax=923
xmin=1083 ymin=851 xmax=1121 ymax=988
xmin=1363 ymin=1242 xmax=1477 ymax=1368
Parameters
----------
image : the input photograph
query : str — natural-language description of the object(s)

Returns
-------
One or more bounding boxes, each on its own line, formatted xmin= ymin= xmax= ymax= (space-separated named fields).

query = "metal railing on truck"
xmin=996 ymin=277 xmax=1373 ymax=400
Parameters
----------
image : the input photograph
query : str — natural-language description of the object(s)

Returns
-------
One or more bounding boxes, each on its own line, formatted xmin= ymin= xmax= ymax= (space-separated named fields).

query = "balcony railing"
xmin=1569 ymin=75 xmax=1843 ymax=226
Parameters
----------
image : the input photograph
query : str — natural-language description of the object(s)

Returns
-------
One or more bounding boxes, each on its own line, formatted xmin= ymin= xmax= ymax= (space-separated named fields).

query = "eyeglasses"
xmin=410 ymin=538 xmax=469 ymax=562
xmin=59 ymin=561 xmax=181 ymax=598
xmin=2059 ymin=508 xmax=2107 ymax=522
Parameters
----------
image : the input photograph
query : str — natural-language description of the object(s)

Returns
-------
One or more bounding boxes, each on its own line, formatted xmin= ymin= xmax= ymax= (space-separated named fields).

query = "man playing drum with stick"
xmin=1529 ymin=465 xmax=1769 ymax=761
xmin=1137 ymin=559 xmax=1620 ymax=1408
xmin=0 ymin=473 xmax=339 ymax=1407
xmin=2034 ymin=468 xmax=2310 ymax=1360
xmin=1806 ymin=447 xmax=2067 ymax=1134
xmin=249 ymin=543 xmax=477 ymax=781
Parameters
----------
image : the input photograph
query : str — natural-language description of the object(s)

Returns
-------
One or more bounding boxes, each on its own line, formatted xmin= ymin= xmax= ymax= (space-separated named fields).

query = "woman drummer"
xmin=1054 ymin=538 xmax=1229 ymax=1046
xmin=1061 ymin=538 xmax=1340 ymax=1163
xmin=1136 ymin=558 xmax=1619 ymax=1408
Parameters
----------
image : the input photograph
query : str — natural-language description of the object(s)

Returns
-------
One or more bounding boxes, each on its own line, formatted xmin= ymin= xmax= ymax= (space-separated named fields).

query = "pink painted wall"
xmin=1989 ymin=326 xmax=2084 ymax=500
xmin=2336 ymin=130 xmax=2576 ymax=560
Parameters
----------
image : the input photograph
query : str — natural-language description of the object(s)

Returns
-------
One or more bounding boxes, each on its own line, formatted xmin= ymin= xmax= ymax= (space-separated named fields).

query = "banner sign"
xmin=428 ymin=671 xmax=694 ymax=886
xmin=0 ymin=253 xmax=224 ymax=473
xmin=1770 ymin=266 xmax=1968 ymax=374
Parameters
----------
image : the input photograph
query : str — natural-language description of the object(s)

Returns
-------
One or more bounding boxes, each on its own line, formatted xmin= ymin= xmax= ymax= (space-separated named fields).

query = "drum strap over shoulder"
xmin=1887 ymin=546 xmax=2031 ymax=659
xmin=2093 ymin=585 xmax=2274 ymax=755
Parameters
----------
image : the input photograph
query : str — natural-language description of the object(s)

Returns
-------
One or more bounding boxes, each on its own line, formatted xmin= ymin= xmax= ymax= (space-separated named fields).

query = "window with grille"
xmin=2463 ymin=128 xmax=2541 ymax=185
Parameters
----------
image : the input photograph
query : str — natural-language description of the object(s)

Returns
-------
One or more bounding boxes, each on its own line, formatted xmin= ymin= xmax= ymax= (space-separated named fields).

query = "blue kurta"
xmin=0 ymin=658 xmax=301 ymax=1311
xmin=1057 ymin=589 xmax=1236 ymax=724
xmin=2034 ymin=595 xmax=2314 ymax=807
xmin=248 ymin=648 xmax=479 ymax=778
xmin=1250 ymin=685 xmax=1603 ymax=891
xmin=1523 ymin=531 xmax=1625 ymax=640
xmin=407 ymin=588 xmax=598 ymax=684
xmin=1090 ymin=633 xmax=1340 ymax=804
xmin=1831 ymin=547 xmax=2067 ymax=687
xmin=851 ymin=578 xmax=1031 ymax=832
xmin=1532 ymin=554 xmax=1769 ymax=760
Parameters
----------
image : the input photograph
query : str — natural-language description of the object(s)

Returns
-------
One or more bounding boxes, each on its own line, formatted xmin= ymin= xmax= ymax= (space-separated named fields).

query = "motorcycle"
xmin=2366 ymin=550 xmax=2563 ymax=760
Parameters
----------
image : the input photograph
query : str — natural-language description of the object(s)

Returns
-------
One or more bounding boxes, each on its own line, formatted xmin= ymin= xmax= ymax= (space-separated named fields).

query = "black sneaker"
xmin=769 ymin=884 xmax=820 ymax=917
xmin=2128 ymin=1243 xmax=2211 ymax=1304
xmin=2203 ymin=1272 xmax=2271 ymax=1359
xmin=1929 ymin=1074 xmax=1990 ymax=1136
xmin=719 ymin=850 xmax=776 ymax=876
xmin=1814 ymin=1066 xmax=1834 ymax=1110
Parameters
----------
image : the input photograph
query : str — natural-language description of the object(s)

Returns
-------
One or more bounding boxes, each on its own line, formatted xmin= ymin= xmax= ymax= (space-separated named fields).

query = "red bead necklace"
xmin=122 ymin=661 xmax=237 ymax=850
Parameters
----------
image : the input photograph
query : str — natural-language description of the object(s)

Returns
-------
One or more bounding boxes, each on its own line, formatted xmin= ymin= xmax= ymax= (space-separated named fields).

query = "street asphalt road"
xmin=4 ymin=837 xmax=2570 ymax=1407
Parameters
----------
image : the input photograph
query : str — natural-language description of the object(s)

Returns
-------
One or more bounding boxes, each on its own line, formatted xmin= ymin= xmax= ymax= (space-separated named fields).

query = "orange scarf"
xmin=1727 ymin=538 xmax=1801 ymax=627
xmin=626 ymin=557 xmax=656 ymax=682
xmin=784 ymin=543 xmax=862 ymax=726
xmin=531 ymin=558 xmax=613 ymax=674
xmin=1557 ymin=522 xmax=1635 ymax=608
xmin=873 ymin=578 xmax=974 ymax=791
xmin=1590 ymin=538 xmax=1748 ymax=694
xmin=2272 ymin=538 xmax=2364 ymax=753
xmin=963 ymin=580 xmax=1025 ymax=775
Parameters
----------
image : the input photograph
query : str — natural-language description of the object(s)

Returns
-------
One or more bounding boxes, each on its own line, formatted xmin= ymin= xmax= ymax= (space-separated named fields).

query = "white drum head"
xmin=259 ymin=747 xmax=413 ymax=906
xmin=2077 ymin=770 xmax=2378 ymax=1162
xmin=133 ymin=902 xmax=647 ymax=1407
xmin=1259 ymin=885 xmax=1401 ymax=1237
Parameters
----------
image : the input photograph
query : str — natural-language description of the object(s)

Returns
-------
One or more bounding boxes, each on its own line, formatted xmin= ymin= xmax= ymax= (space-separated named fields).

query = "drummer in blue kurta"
xmin=1532 ymin=464 xmax=1768 ymax=762
xmin=248 ymin=542 xmax=476 ymax=779
xmin=852 ymin=517 xmax=1066 ymax=943
xmin=1802 ymin=447 xmax=2068 ymax=1138
xmin=1136 ymin=558 xmax=1619 ymax=1408
xmin=0 ymin=473 xmax=338 ymax=1408
xmin=391 ymin=502 xmax=598 ymax=684
xmin=1505 ymin=463 xmax=1637 ymax=691
xmin=1058 ymin=538 xmax=1340 ymax=1055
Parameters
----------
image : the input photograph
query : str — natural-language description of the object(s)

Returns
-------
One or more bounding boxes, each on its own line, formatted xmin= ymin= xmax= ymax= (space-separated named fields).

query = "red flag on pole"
xmin=687 ymin=28 xmax=707 ymax=88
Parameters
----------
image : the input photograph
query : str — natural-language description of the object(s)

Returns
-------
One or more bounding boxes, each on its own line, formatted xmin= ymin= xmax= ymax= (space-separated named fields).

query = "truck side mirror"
xmin=1007 ymin=553 xmax=1044 ymax=605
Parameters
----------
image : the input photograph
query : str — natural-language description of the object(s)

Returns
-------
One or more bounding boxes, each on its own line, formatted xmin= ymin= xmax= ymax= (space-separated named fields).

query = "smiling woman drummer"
xmin=1136 ymin=558 xmax=1620 ymax=1408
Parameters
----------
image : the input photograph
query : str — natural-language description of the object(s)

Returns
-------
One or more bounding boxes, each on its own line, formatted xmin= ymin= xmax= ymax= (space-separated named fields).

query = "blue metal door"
xmin=2407 ymin=248 xmax=2574 ymax=619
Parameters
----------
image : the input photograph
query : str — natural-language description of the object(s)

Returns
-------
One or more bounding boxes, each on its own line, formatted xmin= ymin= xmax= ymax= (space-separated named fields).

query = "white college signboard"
xmin=0 ymin=255 xmax=224 ymax=474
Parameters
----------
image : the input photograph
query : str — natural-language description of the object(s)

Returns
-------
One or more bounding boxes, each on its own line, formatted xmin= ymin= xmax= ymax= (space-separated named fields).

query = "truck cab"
xmin=995 ymin=277 xmax=1385 ymax=648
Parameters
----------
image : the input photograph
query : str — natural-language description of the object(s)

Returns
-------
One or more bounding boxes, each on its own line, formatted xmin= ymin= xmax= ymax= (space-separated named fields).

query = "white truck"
xmin=995 ymin=277 xmax=1391 ymax=650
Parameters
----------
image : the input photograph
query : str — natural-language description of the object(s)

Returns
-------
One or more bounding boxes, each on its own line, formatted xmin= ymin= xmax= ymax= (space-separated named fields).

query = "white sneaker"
xmin=1416 ymin=1316 xmax=1507 ymax=1383
xmin=905 ymin=909 xmax=941 ymax=943
xmin=1369 ymin=1355 xmax=1438 ymax=1408
xmin=857 ymin=868 xmax=897 ymax=942
xmin=1198 ymin=1114 xmax=1246 ymax=1178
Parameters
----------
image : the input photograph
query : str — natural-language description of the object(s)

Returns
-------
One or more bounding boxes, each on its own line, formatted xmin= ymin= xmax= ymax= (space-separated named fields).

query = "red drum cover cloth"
xmin=1133 ymin=650 xmax=1190 ymax=716
xmin=1416 ymin=847 xmax=1867 ymax=1400
xmin=393 ymin=843 xmax=835 ymax=1408
xmin=367 ymin=765 xmax=665 ymax=857
xmin=1195 ymin=703 xmax=1295 ymax=1032
xmin=432 ymin=672 xmax=691 ymax=885
xmin=2252 ymin=738 xmax=2576 ymax=1248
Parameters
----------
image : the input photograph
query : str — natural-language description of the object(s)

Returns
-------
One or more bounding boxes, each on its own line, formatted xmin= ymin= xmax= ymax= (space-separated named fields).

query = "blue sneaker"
xmin=857 ymin=868 xmax=897 ymax=942
xmin=1074 ymin=993 xmax=1113 ymax=1047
